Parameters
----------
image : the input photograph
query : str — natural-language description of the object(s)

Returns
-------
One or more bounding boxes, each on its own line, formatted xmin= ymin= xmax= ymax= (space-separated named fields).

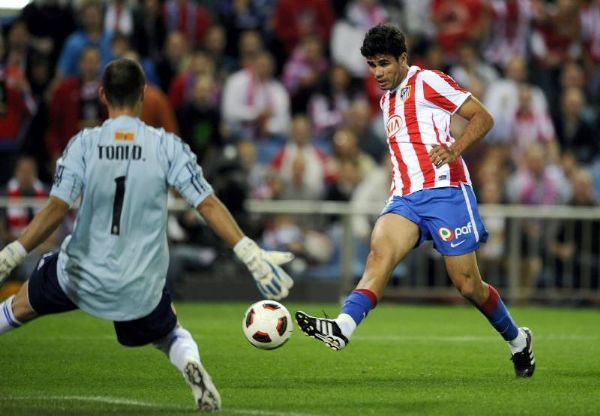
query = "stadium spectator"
xmin=269 ymin=115 xmax=335 ymax=201
xmin=330 ymin=0 xmax=388 ymax=79
xmin=330 ymin=127 xmax=375 ymax=185
xmin=236 ymin=140 xmax=274 ymax=200
xmin=176 ymin=75 xmax=222 ymax=165
xmin=308 ymin=64 xmax=359 ymax=139
xmin=104 ymin=0 xmax=135 ymax=37
xmin=482 ymin=0 xmax=537 ymax=68
xmin=19 ymin=0 xmax=76 ymax=67
xmin=109 ymin=33 xmax=159 ymax=86
xmin=0 ymin=62 xmax=35 ymax=183
xmin=236 ymin=29 xmax=264 ymax=68
xmin=580 ymin=0 xmax=600 ymax=104
xmin=46 ymin=46 xmax=106 ymax=163
xmin=131 ymin=0 xmax=166 ymax=61
xmin=509 ymin=83 xmax=559 ymax=163
xmin=0 ymin=157 xmax=56 ymax=282
xmin=55 ymin=0 xmax=111 ymax=78
xmin=506 ymin=143 xmax=571 ymax=206
xmin=2 ymin=157 xmax=46 ymax=240
xmin=545 ymin=168 xmax=600 ymax=290
xmin=398 ymin=0 xmax=436 ymax=43
xmin=273 ymin=0 xmax=335 ymax=54
xmin=553 ymin=86 xmax=598 ymax=166
xmin=203 ymin=25 xmax=238 ymax=84
xmin=2 ymin=19 xmax=34 ymax=91
xmin=296 ymin=24 xmax=536 ymax=380
xmin=155 ymin=31 xmax=189 ymax=93
xmin=448 ymin=41 xmax=499 ymax=99
xmin=530 ymin=0 xmax=583 ymax=107
xmin=168 ymin=49 xmax=217 ymax=111
xmin=282 ymin=34 xmax=328 ymax=114
xmin=345 ymin=98 xmax=386 ymax=161
xmin=217 ymin=0 xmax=275 ymax=59
xmin=430 ymin=0 xmax=490 ymax=59
xmin=161 ymin=0 xmax=212 ymax=48
xmin=165 ymin=190 xmax=217 ymax=297
xmin=221 ymin=51 xmax=290 ymax=141
xmin=483 ymin=56 xmax=548 ymax=142
xmin=0 ymin=57 xmax=294 ymax=412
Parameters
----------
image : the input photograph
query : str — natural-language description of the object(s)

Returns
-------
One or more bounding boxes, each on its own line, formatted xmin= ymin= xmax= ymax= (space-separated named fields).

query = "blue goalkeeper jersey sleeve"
xmin=50 ymin=115 xmax=213 ymax=321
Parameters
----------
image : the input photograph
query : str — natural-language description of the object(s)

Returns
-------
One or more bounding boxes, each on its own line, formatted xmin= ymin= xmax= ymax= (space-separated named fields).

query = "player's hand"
xmin=234 ymin=237 xmax=294 ymax=300
xmin=428 ymin=144 xmax=459 ymax=168
xmin=0 ymin=241 xmax=27 ymax=285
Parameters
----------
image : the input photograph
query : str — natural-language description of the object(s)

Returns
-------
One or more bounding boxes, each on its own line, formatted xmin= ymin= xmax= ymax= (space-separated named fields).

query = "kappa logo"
xmin=386 ymin=115 xmax=403 ymax=137
xmin=399 ymin=85 xmax=411 ymax=102
xmin=438 ymin=227 xmax=454 ymax=241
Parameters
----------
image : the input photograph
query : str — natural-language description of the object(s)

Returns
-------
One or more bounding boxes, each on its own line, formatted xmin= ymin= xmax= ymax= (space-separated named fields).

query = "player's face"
xmin=366 ymin=53 xmax=407 ymax=91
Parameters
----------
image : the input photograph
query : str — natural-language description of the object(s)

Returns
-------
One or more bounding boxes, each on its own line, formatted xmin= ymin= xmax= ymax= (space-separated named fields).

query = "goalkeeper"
xmin=0 ymin=58 xmax=294 ymax=412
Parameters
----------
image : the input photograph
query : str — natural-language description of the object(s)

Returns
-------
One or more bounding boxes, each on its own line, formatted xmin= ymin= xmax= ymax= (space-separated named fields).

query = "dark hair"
xmin=102 ymin=58 xmax=146 ymax=107
xmin=360 ymin=24 xmax=407 ymax=59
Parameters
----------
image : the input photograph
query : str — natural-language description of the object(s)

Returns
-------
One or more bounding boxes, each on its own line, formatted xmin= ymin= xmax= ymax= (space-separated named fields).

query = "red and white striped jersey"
xmin=380 ymin=65 xmax=472 ymax=196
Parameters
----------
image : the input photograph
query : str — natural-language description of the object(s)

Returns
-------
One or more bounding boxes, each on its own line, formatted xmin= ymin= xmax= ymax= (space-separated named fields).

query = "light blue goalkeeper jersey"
xmin=50 ymin=115 xmax=213 ymax=321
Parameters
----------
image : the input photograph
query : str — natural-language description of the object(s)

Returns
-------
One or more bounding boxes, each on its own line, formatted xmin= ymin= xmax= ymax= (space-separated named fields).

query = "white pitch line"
xmin=354 ymin=334 xmax=600 ymax=342
xmin=0 ymin=396 xmax=324 ymax=416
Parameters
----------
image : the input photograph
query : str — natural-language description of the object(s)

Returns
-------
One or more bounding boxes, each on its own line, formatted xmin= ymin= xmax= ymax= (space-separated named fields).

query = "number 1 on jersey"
xmin=111 ymin=176 xmax=126 ymax=235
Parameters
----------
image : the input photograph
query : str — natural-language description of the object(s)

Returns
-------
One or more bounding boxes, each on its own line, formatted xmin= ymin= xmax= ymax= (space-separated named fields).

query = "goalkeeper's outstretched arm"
xmin=196 ymin=194 xmax=245 ymax=248
xmin=19 ymin=196 xmax=70 ymax=252
xmin=196 ymin=193 xmax=294 ymax=300
xmin=0 ymin=196 xmax=70 ymax=283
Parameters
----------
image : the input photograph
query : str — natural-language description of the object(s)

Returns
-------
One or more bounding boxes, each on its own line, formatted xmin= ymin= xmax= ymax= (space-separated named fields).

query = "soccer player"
xmin=0 ymin=58 xmax=294 ymax=411
xmin=295 ymin=24 xmax=535 ymax=378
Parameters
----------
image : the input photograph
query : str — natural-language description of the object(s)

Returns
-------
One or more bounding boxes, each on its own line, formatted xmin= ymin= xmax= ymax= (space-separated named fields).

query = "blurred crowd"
xmin=0 ymin=0 xmax=599 ymax=288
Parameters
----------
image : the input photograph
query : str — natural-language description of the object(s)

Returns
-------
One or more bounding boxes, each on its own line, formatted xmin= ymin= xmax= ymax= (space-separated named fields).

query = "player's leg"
xmin=114 ymin=288 xmax=220 ymax=411
xmin=1 ymin=252 xmax=75 ymax=334
xmin=0 ymin=281 xmax=39 ymax=334
xmin=153 ymin=323 xmax=221 ymax=412
xmin=444 ymin=252 xmax=535 ymax=377
xmin=296 ymin=213 xmax=420 ymax=350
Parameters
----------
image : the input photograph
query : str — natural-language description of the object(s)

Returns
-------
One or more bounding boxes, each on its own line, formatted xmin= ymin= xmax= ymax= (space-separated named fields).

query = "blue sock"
xmin=340 ymin=289 xmax=377 ymax=325
xmin=478 ymin=285 xmax=519 ymax=341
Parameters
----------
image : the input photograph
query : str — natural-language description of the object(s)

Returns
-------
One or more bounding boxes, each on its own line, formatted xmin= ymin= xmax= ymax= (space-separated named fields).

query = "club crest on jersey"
xmin=438 ymin=227 xmax=454 ymax=241
xmin=386 ymin=115 xmax=403 ymax=137
xmin=399 ymin=86 xmax=411 ymax=102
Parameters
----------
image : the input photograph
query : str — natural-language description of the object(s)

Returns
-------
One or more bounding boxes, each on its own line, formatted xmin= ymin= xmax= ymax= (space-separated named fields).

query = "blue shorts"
xmin=27 ymin=252 xmax=177 ymax=347
xmin=381 ymin=184 xmax=488 ymax=256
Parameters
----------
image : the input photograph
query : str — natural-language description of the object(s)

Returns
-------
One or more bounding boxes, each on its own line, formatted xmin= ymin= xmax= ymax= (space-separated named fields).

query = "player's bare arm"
xmin=197 ymin=193 xmax=294 ymax=300
xmin=428 ymin=96 xmax=494 ymax=167
xmin=0 ymin=196 xmax=69 ymax=285
xmin=196 ymin=194 xmax=245 ymax=247
xmin=18 ymin=196 xmax=70 ymax=252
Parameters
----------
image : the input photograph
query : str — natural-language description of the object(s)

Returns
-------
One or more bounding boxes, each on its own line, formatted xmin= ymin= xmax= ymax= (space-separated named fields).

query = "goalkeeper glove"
xmin=233 ymin=237 xmax=294 ymax=300
xmin=0 ymin=241 xmax=27 ymax=285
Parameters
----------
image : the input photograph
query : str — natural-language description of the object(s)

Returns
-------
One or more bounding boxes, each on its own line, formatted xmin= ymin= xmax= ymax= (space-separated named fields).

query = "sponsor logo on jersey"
xmin=386 ymin=115 xmax=403 ymax=137
xmin=438 ymin=227 xmax=454 ymax=241
xmin=399 ymin=86 xmax=411 ymax=102
xmin=115 ymin=131 xmax=135 ymax=141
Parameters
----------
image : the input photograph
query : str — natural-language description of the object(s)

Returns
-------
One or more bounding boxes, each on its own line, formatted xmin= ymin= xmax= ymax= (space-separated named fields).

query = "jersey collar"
xmin=390 ymin=65 xmax=421 ymax=93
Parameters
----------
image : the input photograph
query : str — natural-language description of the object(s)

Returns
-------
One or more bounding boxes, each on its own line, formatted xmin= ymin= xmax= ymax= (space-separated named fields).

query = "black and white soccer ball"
xmin=242 ymin=300 xmax=292 ymax=350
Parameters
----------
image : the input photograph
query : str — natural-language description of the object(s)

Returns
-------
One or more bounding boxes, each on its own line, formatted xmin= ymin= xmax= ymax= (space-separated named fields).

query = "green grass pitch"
xmin=1 ymin=303 xmax=599 ymax=415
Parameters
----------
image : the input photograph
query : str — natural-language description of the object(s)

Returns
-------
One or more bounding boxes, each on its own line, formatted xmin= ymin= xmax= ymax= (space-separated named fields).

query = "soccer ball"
xmin=242 ymin=300 xmax=292 ymax=350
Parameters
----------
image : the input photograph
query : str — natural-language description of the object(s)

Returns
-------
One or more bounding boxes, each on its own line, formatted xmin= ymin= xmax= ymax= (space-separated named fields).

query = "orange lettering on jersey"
xmin=114 ymin=131 xmax=135 ymax=141
xmin=399 ymin=86 xmax=411 ymax=102
xmin=386 ymin=115 xmax=403 ymax=138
